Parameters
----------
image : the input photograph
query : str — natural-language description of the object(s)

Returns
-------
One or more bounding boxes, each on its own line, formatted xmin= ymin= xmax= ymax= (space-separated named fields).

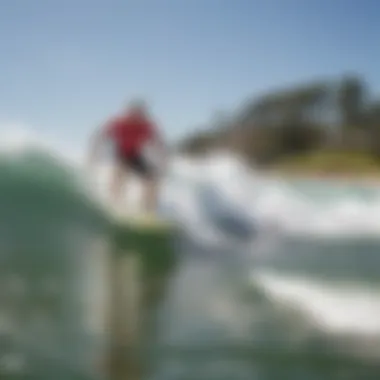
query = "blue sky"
xmin=0 ymin=0 xmax=379 ymax=148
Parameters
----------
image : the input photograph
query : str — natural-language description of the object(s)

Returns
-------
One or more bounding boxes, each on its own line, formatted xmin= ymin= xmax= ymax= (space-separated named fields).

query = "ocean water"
xmin=149 ymin=153 xmax=380 ymax=380
xmin=0 ymin=129 xmax=379 ymax=380
xmin=0 ymin=147 xmax=108 ymax=379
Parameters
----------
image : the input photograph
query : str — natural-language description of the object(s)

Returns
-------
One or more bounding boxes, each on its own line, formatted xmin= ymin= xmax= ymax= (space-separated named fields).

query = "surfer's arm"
xmin=148 ymin=120 xmax=167 ymax=153
xmin=87 ymin=121 xmax=113 ymax=166
xmin=87 ymin=129 xmax=104 ymax=166
xmin=151 ymin=125 xmax=170 ymax=170
xmin=154 ymin=132 xmax=166 ymax=153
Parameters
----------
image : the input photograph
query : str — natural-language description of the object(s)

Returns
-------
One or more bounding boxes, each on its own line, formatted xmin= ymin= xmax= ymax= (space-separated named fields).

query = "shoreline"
xmin=265 ymin=170 xmax=380 ymax=185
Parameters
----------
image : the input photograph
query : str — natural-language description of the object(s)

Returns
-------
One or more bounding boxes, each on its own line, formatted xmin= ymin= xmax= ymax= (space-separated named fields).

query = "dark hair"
xmin=128 ymin=98 xmax=147 ymax=112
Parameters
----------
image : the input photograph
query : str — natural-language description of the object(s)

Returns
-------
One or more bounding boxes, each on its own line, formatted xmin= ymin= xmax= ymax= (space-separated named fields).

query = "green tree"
xmin=337 ymin=75 xmax=367 ymax=128
xmin=365 ymin=102 xmax=380 ymax=157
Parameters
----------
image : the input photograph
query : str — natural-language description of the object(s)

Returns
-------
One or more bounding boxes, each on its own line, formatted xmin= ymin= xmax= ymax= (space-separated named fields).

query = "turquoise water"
xmin=1 ymin=149 xmax=380 ymax=380
xmin=0 ymin=151 xmax=108 ymax=380
xmin=146 ymin=239 xmax=380 ymax=380
xmin=145 ymin=174 xmax=380 ymax=380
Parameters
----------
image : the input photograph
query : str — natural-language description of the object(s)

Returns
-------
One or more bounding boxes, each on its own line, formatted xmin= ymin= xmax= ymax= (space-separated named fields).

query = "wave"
xmin=3 ymin=125 xmax=380 ymax=238
xmin=1 ymin=125 xmax=380 ymax=379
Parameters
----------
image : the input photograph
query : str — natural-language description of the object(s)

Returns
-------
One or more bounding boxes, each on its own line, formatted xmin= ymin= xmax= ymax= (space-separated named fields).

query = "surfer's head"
xmin=126 ymin=98 xmax=148 ymax=118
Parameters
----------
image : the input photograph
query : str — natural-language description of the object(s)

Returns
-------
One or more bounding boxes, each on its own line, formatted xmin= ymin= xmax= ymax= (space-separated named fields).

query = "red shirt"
xmin=105 ymin=113 xmax=156 ymax=156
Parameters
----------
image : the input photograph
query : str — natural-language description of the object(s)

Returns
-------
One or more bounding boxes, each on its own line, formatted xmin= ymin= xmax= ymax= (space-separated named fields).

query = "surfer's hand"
xmin=159 ymin=149 xmax=169 ymax=172
xmin=85 ymin=154 xmax=98 ymax=175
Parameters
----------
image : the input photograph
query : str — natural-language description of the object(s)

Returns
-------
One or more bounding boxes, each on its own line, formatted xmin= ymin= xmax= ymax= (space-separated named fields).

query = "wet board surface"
xmin=110 ymin=211 xmax=173 ymax=230
xmin=110 ymin=213 xmax=177 ymax=280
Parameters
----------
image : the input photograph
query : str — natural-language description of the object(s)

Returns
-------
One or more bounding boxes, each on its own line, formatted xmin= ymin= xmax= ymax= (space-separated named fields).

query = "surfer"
xmin=87 ymin=99 xmax=167 ymax=215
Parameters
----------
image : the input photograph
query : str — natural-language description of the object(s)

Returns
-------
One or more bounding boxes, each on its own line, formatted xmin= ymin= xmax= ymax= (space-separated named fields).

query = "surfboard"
xmin=110 ymin=211 xmax=176 ymax=280
xmin=118 ymin=212 xmax=173 ymax=231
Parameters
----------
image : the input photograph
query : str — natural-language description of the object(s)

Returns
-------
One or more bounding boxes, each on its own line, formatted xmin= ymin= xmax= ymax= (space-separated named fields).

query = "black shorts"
xmin=115 ymin=149 xmax=156 ymax=178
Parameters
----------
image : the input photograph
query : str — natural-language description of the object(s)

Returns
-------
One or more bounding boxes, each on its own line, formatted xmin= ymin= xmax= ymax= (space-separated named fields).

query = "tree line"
xmin=179 ymin=75 xmax=380 ymax=167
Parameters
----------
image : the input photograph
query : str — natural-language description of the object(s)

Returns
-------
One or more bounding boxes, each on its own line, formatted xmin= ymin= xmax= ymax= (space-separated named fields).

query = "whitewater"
xmin=1 ymin=125 xmax=380 ymax=379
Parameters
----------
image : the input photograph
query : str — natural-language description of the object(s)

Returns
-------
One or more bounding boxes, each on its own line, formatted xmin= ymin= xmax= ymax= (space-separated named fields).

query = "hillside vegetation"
xmin=178 ymin=75 xmax=380 ymax=175
xmin=273 ymin=151 xmax=380 ymax=176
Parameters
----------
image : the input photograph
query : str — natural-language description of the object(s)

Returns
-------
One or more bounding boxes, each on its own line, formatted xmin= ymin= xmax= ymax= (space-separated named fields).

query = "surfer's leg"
xmin=128 ymin=154 xmax=159 ymax=214
xmin=109 ymin=158 xmax=128 ymax=207
xmin=142 ymin=176 xmax=159 ymax=214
